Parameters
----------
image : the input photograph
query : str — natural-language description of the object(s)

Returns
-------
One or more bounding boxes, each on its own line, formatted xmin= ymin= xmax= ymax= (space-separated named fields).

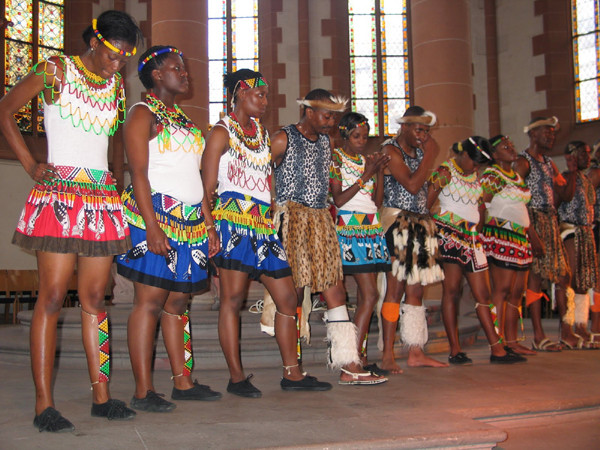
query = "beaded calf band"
xmin=468 ymin=136 xmax=492 ymax=161
xmin=523 ymin=116 xmax=559 ymax=133
xmin=92 ymin=19 xmax=136 ymax=57
xmin=138 ymin=47 xmax=184 ymax=72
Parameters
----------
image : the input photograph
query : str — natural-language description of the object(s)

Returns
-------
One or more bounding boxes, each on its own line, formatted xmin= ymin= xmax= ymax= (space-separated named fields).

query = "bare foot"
xmin=506 ymin=342 xmax=537 ymax=355
xmin=381 ymin=357 xmax=403 ymax=374
xmin=407 ymin=351 xmax=449 ymax=368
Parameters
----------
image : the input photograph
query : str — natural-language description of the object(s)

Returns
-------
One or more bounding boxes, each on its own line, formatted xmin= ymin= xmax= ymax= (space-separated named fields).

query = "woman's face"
xmin=346 ymin=125 xmax=369 ymax=154
xmin=492 ymin=137 xmax=517 ymax=164
xmin=155 ymin=54 xmax=189 ymax=95
xmin=456 ymin=151 xmax=478 ymax=174
xmin=90 ymin=37 xmax=134 ymax=80
xmin=239 ymin=85 xmax=269 ymax=118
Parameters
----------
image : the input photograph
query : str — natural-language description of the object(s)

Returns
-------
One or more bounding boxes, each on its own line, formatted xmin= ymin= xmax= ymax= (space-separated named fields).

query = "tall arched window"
xmin=208 ymin=0 xmax=259 ymax=126
xmin=572 ymin=0 xmax=599 ymax=123
xmin=348 ymin=0 xmax=409 ymax=136
xmin=3 ymin=0 xmax=64 ymax=134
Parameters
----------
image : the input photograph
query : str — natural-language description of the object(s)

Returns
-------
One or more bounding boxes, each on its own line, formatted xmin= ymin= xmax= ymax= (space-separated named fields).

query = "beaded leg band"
xmin=475 ymin=302 xmax=502 ymax=343
xmin=506 ymin=302 xmax=525 ymax=341
xmin=82 ymin=308 xmax=110 ymax=386
xmin=163 ymin=309 xmax=193 ymax=378
xmin=276 ymin=308 xmax=302 ymax=362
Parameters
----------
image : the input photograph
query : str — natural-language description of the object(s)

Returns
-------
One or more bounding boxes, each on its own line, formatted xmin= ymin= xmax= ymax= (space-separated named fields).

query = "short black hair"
xmin=223 ymin=68 xmax=264 ymax=105
xmin=564 ymin=140 xmax=588 ymax=155
xmin=452 ymin=136 xmax=493 ymax=164
xmin=137 ymin=45 xmax=182 ymax=89
xmin=338 ymin=112 xmax=369 ymax=139
xmin=82 ymin=10 xmax=143 ymax=49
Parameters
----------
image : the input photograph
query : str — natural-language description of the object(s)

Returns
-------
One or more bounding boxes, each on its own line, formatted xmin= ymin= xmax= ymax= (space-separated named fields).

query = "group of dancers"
xmin=0 ymin=10 xmax=598 ymax=434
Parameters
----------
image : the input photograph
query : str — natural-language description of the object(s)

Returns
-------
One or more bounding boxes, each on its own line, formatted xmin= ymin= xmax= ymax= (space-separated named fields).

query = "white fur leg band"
xmin=562 ymin=287 xmax=576 ymax=326
xmin=324 ymin=306 xmax=360 ymax=369
xmin=400 ymin=303 xmax=428 ymax=349
xmin=574 ymin=293 xmax=590 ymax=326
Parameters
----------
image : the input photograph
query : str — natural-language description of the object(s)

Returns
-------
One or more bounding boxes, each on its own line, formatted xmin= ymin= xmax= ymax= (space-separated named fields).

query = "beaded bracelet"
xmin=356 ymin=177 xmax=366 ymax=189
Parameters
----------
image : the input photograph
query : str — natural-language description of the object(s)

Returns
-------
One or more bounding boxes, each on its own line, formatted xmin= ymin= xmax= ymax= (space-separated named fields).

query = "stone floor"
xmin=0 ymin=319 xmax=599 ymax=449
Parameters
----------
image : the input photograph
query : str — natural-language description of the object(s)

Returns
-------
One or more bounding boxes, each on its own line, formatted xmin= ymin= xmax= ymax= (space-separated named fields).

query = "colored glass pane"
xmin=349 ymin=0 xmax=409 ymax=136
xmin=232 ymin=17 xmax=257 ymax=60
xmin=232 ymin=0 xmax=256 ymax=18
xmin=38 ymin=2 xmax=64 ymax=50
xmin=572 ymin=0 xmax=599 ymax=122
xmin=208 ymin=18 xmax=226 ymax=60
xmin=5 ymin=40 xmax=32 ymax=86
xmin=38 ymin=45 xmax=61 ymax=62
xmin=5 ymin=0 xmax=32 ymax=42
xmin=208 ymin=0 xmax=226 ymax=18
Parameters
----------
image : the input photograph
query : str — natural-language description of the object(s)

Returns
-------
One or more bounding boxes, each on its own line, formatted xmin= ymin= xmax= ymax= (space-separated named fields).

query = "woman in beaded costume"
xmin=329 ymin=112 xmax=391 ymax=375
xmin=0 ymin=11 xmax=142 ymax=431
xmin=116 ymin=46 xmax=222 ymax=413
xmin=202 ymin=69 xmax=331 ymax=398
xmin=481 ymin=136 xmax=536 ymax=355
xmin=427 ymin=137 xmax=525 ymax=365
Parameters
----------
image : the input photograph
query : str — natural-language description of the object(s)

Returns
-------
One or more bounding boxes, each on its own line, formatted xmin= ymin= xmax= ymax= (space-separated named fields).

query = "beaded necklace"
xmin=146 ymin=93 xmax=204 ymax=154
xmin=331 ymin=148 xmax=374 ymax=195
xmin=229 ymin=112 xmax=262 ymax=151
xmin=225 ymin=114 xmax=271 ymax=174
xmin=71 ymin=56 xmax=108 ymax=86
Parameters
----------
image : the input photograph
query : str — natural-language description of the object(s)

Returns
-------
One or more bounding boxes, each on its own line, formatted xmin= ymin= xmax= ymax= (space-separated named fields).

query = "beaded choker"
xmin=92 ymin=19 xmax=136 ymax=57
xmin=229 ymin=112 xmax=263 ymax=151
xmin=72 ymin=56 xmax=107 ymax=86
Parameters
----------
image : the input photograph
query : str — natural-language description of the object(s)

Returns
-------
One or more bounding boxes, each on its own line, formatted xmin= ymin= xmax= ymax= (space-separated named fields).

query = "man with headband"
xmin=268 ymin=89 xmax=386 ymax=385
xmin=379 ymin=106 xmax=448 ymax=372
xmin=514 ymin=116 xmax=579 ymax=351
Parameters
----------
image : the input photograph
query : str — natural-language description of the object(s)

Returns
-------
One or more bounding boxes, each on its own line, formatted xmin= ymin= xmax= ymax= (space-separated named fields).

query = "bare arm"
xmin=426 ymin=165 xmax=450 ymax=211
xmin=373 ymin=167 xmax=385 ymax=208
xmin=201 ymin=123 xmax=230 ymax=212
xmin=0 ymin=59 xmax=62 ymax=183
xmin=270 ymin=129 xmax=289 ymax=168
xmin=554 ymin=159 xmax=577 ymax=204
xmin=513 ymin=155 xmax=530 ymax=180
xmin=383 ymin=136 xmax=439 ymax=195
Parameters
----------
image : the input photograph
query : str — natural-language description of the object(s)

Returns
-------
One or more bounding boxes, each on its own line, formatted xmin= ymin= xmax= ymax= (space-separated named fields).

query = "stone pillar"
xmin=410 ymin=0 xmax=473 ymax=162
xmin=151 ymin=0 xmax=209 ymax=132
xmin=484 ymin=0 xmax=500 ymax=137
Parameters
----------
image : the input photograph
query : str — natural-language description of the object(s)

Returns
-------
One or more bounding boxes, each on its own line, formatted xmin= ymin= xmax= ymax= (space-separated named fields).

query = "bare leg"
xmin=441 ymin=263 xmax=465 ymax=357
xmin=504 ymin=271 xmax=536 ymax=355
xmin=527 ymin=272 xmax=549 ymax=345
xmin=381 ymin=270 xmax=403 ymax=374
xmin=560 ymin=239 xmax=580 ymax=346
xmin=352 ymin=272 xmax=379 ymax=365
xmin=32 ymin=252 xmax=77 ymax=414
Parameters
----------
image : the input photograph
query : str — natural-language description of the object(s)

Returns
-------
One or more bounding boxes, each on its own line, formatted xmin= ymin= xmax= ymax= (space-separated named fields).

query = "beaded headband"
xmin=523 ymin=116 xmax=559 ymax=133
xmin=231 ymin=76 xmax=268 ymax=108
xmin=339 ymin=120 xmax=368 ymax=133
xmin=468 ymin=137 xmax=492 ymax=161
xmin=491 ymin=135 xmax=508 ymax=147
xmin=92 ymin=19 xmax=137 ymax=57
xmin=396 ymin=110 xmax=437 ymax=126
xmin=138 ymin=48 xmax=184 ymax=72
xmin=297 ymin=95 xmax=348 ymax=112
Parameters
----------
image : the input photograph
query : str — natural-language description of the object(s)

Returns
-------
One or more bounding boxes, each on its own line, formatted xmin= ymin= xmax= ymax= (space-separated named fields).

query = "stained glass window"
xmin=3 ymin=0 xmax=64 ymax=134
xmin=572 ymin=0 xmax=599 ymax=123
xmin=348 ymin=0 xmax=409 ymax=136
xmin=208 ymin=0 xmax=259 ymax=125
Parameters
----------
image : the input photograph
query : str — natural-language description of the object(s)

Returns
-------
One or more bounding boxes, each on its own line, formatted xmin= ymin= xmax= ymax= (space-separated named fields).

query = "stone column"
xmin=151 ymin=0 xmax=209 ymax=132
xmin=410 ymin=0 xmax=473 ymax=162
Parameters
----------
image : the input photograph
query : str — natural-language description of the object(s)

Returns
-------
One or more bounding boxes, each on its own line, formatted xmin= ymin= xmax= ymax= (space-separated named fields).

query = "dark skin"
xmin=482 ymin=138 xmax=535 ymax=355
xmin=125 ymin=54 xmax=220 ymax=398
xmin=378 ymin=123 xmax=447 ymax=372
xmin=427 ymin=152 xmax=509 ymax=358
xmin=514 ymin=125 xmax=578 ymax=348
xmin=587 ymin=150 xmax=600 ymax=336
xmin=271 ymin=105 xmax=381 ymax=383
xmin=0 ymin=37 xmax=134 ymax=414
xmin=202 ymin=84 xmax=306 ymax=383
xmin=330 ymin=124 xmax=389 ymax=369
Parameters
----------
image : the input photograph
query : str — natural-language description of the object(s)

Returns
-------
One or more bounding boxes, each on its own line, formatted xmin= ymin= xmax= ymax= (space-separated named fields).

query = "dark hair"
xmin=402 ymin=105 xmax=426 ymax=118
xmin=488 ymin=134 xmax=506 ymax=152
xmin=82 ymin=10 xmax=143 ymax=49
xmin=223 ymin=68 xmax=264 ymax=105
xmin=451 ymin=136 xmax=493 ymax=165
xmin=564 ymin=140 xmax=588 ymax=155
xmin=300 ymin=88 xmax=334 ymax=117
xmin=138 ymin=45 xmax=181 ymax=89
xmin=338 ymin=112 xmax=369 ymax=139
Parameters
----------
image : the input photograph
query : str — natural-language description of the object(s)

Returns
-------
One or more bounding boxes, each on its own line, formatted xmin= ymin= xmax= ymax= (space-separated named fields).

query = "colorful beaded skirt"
xmin=434 ymin=211 xmax=488 ymax=273
xmin=336 ymin=210 xmax=391 ymax=274
xmin=482 ymin=216 xmax=532 ymax=271
xmin=116 ymin=186 xmax=210 ymax=293
xmin=12 ymin=165 xmax=131 ymax=256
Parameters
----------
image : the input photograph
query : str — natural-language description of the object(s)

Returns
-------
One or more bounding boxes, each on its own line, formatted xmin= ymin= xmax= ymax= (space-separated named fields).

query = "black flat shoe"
xmin=33 ymin=407 xmax=75 ymax=432
xmin=91 ymin=399 xmax=136 ymax=420
xmin=130 ymin=390 xmax=176 ymax=412
xmin=448 ymin=352 xmax=473 ymax=365
xmin=363 ymin=363 xmax=390 ymax=376
xmin=227 ymin=374 xmax=262 ymax=398
xmin=172 ymin=380 xmax=222 ymax=401
xmin=281 ymin=375 xmax=332 ymax=391
xmin=490 ymin=352 xmax=527 ymax=364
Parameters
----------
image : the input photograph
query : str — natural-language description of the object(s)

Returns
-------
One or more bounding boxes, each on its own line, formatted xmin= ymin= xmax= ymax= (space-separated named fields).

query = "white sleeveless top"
xmin=437 ymin=159 xmax=482 ymax=224
xmin=44 ymin=56 xmax=124 ymax=170
xmin=133 ymin=101 xmax=204 ymax=205
xmin=331 ymin=148 xmax=377 ymax=213
xmin=216 ymin=115 xmax=271 ymax=204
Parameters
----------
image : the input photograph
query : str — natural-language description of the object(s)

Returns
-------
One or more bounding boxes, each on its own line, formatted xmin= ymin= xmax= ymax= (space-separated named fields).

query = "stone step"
xmin=0 ymin=301 xmax=479 ymax=371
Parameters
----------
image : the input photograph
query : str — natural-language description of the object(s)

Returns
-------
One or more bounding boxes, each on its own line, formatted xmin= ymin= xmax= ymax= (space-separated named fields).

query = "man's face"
xmin=530 ymin=125 xmax=556 ymax=151
xmin=403 ymin=123 xmax=430 ymax=148
xmin=307 ymin=108 xmax=336 ymax=134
